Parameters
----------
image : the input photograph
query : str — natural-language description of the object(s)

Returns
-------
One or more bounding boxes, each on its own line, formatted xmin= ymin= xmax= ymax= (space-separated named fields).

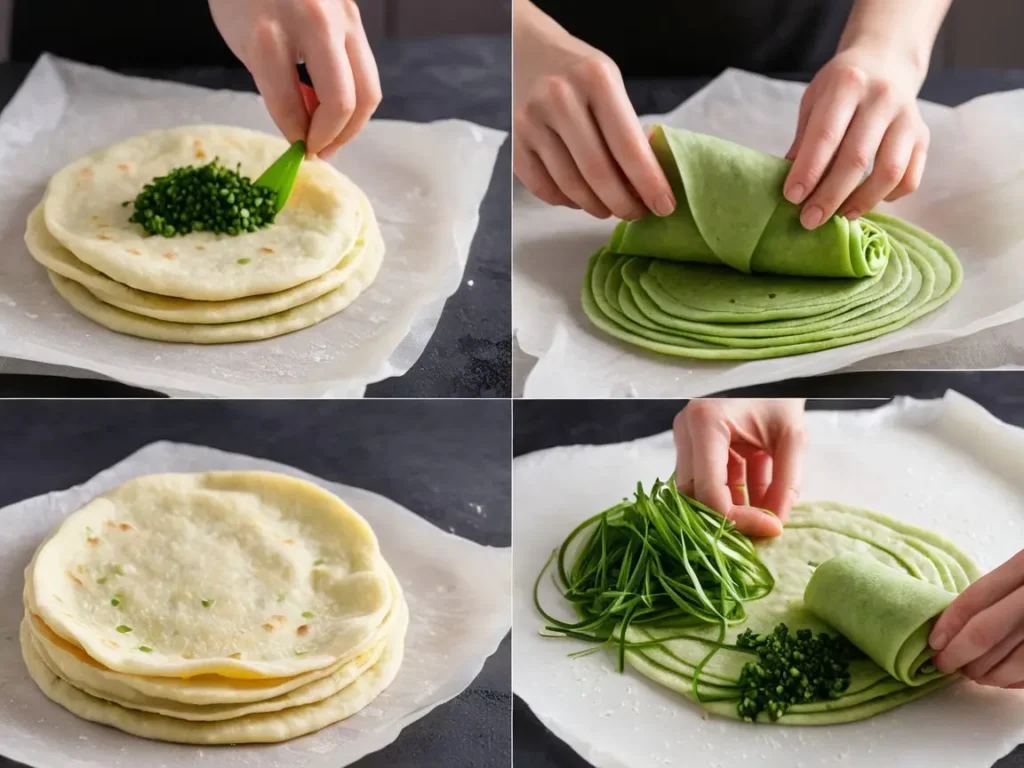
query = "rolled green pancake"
xmin=611 ymin=126 xmax=892 ymax=278
xmin=616 ymin=501 xmax=979 ymax=724
xmin=804 ymin=552 xmax=952 ymax=686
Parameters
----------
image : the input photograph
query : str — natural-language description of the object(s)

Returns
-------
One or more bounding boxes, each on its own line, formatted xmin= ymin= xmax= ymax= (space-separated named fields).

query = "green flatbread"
xmin=619 ymin=501 xmax=979 ymax=725
xmin=805 ymin=552 xmax=953 ymax=686
xmin=581 ymin=126 xmax=962 ymax=360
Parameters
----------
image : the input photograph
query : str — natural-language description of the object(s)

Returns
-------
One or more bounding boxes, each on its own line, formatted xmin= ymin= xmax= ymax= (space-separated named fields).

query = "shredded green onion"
xmin=138 ymin=646 xmax=153 ymax=653
xmin=201 ymin=598 xmax=214 ymax=608
xmin=535 ymin=478 xmax=775 ymax=698
xmin=116 ymin=625 xmax=132 ymax=634
xmin=110 ymin=595 xmax=121 ymax=607
xmin=313 ymin=558 xmax=325 ymax=566
xmin=302 ymin=611 xmax=315 ymax=619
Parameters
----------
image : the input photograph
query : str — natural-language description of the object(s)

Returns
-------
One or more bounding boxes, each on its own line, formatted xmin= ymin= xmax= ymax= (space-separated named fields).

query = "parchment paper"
xmin=514 ymin=391 xmax=1024 ymax=768
xmin=0 ymin=55 xmax=506 ymax=398
xmin=514 ymin=69 xmax=1024 ymax=397
xmin=0 ymin=442 xmax=512 ymax=768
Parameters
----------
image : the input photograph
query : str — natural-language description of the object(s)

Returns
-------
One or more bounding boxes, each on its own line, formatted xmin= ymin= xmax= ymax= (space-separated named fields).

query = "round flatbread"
xmin=43 ymin=125 xmax=364 ymax=300
xmin=29 ymin=472 xmax=393 ymax=679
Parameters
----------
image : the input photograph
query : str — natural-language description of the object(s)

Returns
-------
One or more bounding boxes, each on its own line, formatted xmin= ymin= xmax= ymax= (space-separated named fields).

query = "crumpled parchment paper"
xmin=514 ymin=390 xmax=1024 ymax=768
xmin=514 ymin=69 xmax=1024 ymax=397
xmin=0 ymin=55 xmax=506 ymax=397
xmin=0 ymin=441 xmax=511 ymax=768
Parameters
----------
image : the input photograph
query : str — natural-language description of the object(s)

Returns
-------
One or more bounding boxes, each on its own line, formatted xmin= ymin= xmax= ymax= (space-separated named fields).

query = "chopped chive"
xmin=201 ymin=598 xmax=214 ymax=608
xmin=138 ymin=646 xmax=153 ymax=653
xmin=237 ymin=257 xmax=251 ymax=264
xmin=96 ymin=576 xmax=108 ymax=585
xmin=302 ymin=611 xmax=315 ymax=619
xmin=313 ymin=558 xmax=325 ymax=566
xmin=277 ymin=593 xmax=286 ymax=602
xmin=113 ymin=564 xmax=125 ymax=576
xmin=295 ymin=650 xmax=308 ymax=656
xmin=110 ymin=596 xmax=121 ymax=607
xmin=116 ymin=625 xmax=132 ymax=634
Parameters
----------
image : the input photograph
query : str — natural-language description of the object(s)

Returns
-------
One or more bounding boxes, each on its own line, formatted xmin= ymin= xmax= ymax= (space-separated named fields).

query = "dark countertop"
xmin=513 ymin=375 xmax=1024 ymax=768
xmin=0 ymin=399 xmax=511 ymax=768
xmin=0 ymin=35 xmax=511 ymax=399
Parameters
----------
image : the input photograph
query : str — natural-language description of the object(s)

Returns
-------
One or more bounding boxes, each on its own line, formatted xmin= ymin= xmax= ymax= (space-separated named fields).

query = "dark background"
xmin=0 ymin=399 xmax=511 ymax=768
xmin=0 ymin=2 xmax=510 ymax=398
xmin=513 ymin=377 xmax=1024 ymax=767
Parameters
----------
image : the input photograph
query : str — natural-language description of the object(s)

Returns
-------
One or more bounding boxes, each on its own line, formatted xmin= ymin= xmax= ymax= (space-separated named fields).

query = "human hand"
xmin=512 ymin=2 xmax=675 ymax=220
xmin=673 ymin=399 xmax=808 ymax=538
xmin=930 ymin=549 xmax=1024 ymax=687
xmin=783 ymin=45 xmax=930 ymax=229
xmin=209 ymin=0 xmax=381 ymax=159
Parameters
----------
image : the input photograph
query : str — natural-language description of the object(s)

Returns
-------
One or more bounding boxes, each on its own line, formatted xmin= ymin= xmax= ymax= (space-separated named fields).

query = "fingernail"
xmin=930 ymin=632 xmax=948 ymax=651
xmin=785 ymin=183 xmax=806 ymax=204
xmin=653 ymin=193 xmax=676 ymax=217
xmin=801 ymin=205 xmax=823 ymax=229
xmin=842 ymin=208 xmax=860 ymax=220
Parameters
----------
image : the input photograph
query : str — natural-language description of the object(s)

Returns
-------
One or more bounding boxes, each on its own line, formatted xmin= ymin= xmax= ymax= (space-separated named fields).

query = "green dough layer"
xmin=804 ymin=552 xmax=953 ymax=686
xmin=581 ymin=126 xmax=962 ymax=360
xmin=617 ymin=501 xmax=979 ymax=725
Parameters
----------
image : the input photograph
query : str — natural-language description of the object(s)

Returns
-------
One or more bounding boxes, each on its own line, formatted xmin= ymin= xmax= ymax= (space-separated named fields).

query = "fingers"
xmin=838 ymin=113 xmax=916 ymax=219
xmin=247 ymin=21 xmax=310 ymax=144
xmin=931 ymin=549 xmax=1024 ymax=653
xmin=743 ymin=450 xmax=773 ymax=508
xmin=686 ymin=402 xmax=782 ymax=538
xmin=885 ymin=139 xmax=928 ymax=202
xmin=513 ymin=145 xmax=580 ymax=208
xmin=584 ymin=63 xmax=676 ymax=216
xmin=977 ymin=641 xmax=1024 ymax=688
xmin=962 ymin=624 xmax=1024 ymax=682
xmin=783 ymin=67 xmax=863 ymax=209
xmin=727 ymin=448 xmax=748 ymax=505
xmin=543 ymin=85 xmax=647 ymax=220
xmin=320 ymin=24 xmax=381 ymax=158
xmin=932 ymin=581 xmax=1024 ymax=674
xmin=799 ymin=87 xmax=895 ymax=228
xmin=303 ymin=28 xmax=357 ymax=156
xmin=759 ymin=425 xmax=807 ymax=521
xmin=785 ymin=82 xmax=816 ymax=161
xmin=528 ymin=125 xmax=612 ymax=218
xmin=673 ymin=409 xmax=695 ymax=492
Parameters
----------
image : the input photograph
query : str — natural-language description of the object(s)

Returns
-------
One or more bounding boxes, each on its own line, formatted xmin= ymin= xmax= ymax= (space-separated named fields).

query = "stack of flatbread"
xmin=20 ymin=471 xmax=407 ymax=744
xmin=25 ymin=125 xmax=383 ymax=343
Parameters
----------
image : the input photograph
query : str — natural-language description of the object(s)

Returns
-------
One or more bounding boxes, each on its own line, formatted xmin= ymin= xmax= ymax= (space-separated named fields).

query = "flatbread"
xmin=43 ymin=125 xmax=364 ymax=300
xmin=621 ymin=501 xmax=980 ymax=724
xmin=26 ymin=188 xmax=377 ymax=324
xmin=21 ymin=611 xmax=406 ymax=744
xmin=29 ymin=472 xmax=392 ymax=679
xmin=46 ymin=222 xmax=383 ymax=343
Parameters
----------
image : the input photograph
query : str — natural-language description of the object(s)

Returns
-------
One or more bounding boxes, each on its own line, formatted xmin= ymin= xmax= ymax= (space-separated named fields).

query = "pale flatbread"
xmin=26 ymin=189 xmax=378 ymax=324
xmin=24 ymin=564 xmax=405 ymax=705
xmin=24 ymin=591 xmax=407 ymax=722
xmin=46 ymin=224 xmax=383 ymax=343
xmin=21 ymin=615 xmax=406 ymax=744
xmin=30 ymin=472 xmax=392 ymax=679
xmin=43 ymin=125 xmax=364 ymax=300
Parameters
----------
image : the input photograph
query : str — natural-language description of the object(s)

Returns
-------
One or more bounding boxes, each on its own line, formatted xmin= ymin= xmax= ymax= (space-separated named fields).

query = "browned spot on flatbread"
xmin=118 ymin=523 xmax=135 ymax=532
xmin=102 ymin=639 xmax=120 ymax=649
xmin=128 ymin=248 xmax=141 ymax=255
xmin=260 ymin=247 xmax=274 ymax=254
xmin=272 ymin=614 xmax=287 ymax=623
xmin=194 ymin=140 xmax=207 ymax=160
xmin=79 ymin=167 xmax=93 ymax=177
xmin=117 ymin=163 xmax=130 ymax=171
xmin=229 ymin=652 xmax=242 ymax=659
xmin=297 ymin=624 xmax=310 ymax=636
xmin=66 ymin=570 xmax=83 ymax=586
xmin=164 ymin=252 xmax=176 ymax=260
xmin=87 ymin=537 xmax=101 ymax=546
xmin=195 ymin=245 xmax=206 ymax=251
xmin=98 ymin=233 xmax=113 ymax=240
xmin=262 ymin=623 xmax=276 ymax=632
xmin=282 ymin=539 xmax=295 ymax=545
xmin=105 ymin=520 xmax=118 ymax=528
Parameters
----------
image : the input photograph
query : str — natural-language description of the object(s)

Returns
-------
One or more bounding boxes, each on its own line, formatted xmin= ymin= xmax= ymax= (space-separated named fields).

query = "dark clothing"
xmin=11 ymin=1 xmax=237 ymax=68
xmin=532 ymin=0 xmax=854 ymax=77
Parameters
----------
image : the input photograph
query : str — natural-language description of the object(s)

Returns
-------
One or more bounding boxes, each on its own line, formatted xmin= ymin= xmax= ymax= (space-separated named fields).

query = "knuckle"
xmin=572 ymin=55 xmax=619 ymax=90
xmin=343 ymin=0 xmax=361 ymax=21
xmin=686 ymin=399 xmax=725 ymax=428
xmin=964 ymin=621 xmax=997 ymax=653
xmin=871 ymin=79 xmax=897 ymax=104
xmin=537 ymin=75 xmax=575 ymax=108
xmin=251 ymin=18 xmax=284 ymax=53
xmin=879 ymin=161 xmax=905 ymax=184
xmin=301 ymin=0 xmax=331 ymax=25
xmin=843 ymin=146 xmax=873 ymax=172
xmin=811 ymin=125 xmax=842 ymax=148
xmin=835 ymin=64 xmax=868 ymax=90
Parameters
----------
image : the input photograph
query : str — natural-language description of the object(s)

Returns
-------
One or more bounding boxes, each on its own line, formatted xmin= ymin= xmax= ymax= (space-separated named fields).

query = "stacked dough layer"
xmin=21 ymin=472 xmax=407 ymax=744
xmin=27 ymin=126 xmax=384 ymax=344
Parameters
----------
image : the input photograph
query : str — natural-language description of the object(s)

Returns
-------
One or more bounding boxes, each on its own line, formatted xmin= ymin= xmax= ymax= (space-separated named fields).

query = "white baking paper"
xmin=513 ymin=391 xmax=1024 ymax=768
xmin=0 ymin=442 xmax=511 ymax=768
xmin=514 ymin=69 xmax=1024 ymax=397
xmin=0 ymin=54 xmax=506 ymax=397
